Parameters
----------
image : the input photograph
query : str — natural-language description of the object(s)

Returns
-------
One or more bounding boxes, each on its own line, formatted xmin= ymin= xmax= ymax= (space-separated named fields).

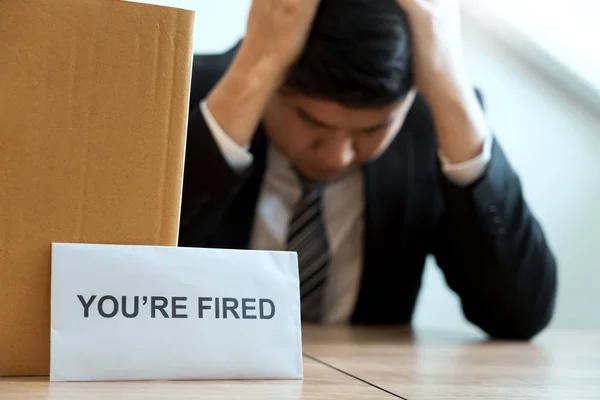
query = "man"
xmin=178 ymin=0 xmax=557 ymax=340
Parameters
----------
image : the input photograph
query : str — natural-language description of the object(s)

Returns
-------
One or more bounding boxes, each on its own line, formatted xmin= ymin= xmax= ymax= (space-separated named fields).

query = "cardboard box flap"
xmin=0 ymin=0 xmax=195 ymax=376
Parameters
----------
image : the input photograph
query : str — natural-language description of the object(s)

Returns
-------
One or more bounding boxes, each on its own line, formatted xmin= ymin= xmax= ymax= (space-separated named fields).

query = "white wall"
xmin=129 ymin=0 xmax=251 ymax=53
xmin=153 ymin=0 xmax=600 ymax=331
xmin=413 ymin=18 xmax=600 ymax=332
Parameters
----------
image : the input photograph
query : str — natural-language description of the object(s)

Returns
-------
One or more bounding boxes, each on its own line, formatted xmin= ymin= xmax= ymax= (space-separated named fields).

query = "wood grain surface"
xmin=303 ymin=324 xmax=600 ymax=399
xmin=0 ymin=356 xmax=391 ymax=399
xmin=2 ymin=325 xmax=599 ymax=399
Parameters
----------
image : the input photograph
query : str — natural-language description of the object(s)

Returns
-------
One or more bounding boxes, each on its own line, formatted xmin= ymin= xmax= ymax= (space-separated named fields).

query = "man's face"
xmin=262 ymin=90 xmax=416 ymax=182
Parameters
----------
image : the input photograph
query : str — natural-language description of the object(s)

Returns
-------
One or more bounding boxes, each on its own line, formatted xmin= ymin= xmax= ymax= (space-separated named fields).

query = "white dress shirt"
xmin=200 ymin=101 xmax=493 ymax=323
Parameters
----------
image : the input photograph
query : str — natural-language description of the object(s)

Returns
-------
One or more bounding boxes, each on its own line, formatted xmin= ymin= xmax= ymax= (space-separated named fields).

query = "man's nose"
xmin=318 ymin=134 xmax=355 ymax=170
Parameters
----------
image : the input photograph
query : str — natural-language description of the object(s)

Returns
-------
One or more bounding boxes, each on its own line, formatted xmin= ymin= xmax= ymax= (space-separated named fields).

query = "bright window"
xmin=462 ymin=0 xmax=600 ymax=102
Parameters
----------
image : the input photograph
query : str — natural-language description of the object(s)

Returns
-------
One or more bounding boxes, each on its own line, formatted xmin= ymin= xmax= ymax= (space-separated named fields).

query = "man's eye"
xmin=304 ymin=117 xmax=328 ymax=129
xmin=362 ymin=126 xmax=385 ymax=135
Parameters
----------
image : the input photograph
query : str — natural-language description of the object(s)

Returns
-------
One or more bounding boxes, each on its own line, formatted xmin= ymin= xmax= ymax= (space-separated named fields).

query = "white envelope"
xmin=50 ymin=243 xmax=303 ymax=382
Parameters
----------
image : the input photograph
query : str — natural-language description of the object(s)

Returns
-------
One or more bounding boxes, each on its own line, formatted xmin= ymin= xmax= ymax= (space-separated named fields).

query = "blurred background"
xmin=137 ymin=0 xmax=600 ymax=332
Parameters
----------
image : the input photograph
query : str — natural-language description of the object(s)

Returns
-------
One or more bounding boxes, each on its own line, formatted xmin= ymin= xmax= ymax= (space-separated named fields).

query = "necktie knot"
xmin=294 ymin=170 xmax=326 ymax=198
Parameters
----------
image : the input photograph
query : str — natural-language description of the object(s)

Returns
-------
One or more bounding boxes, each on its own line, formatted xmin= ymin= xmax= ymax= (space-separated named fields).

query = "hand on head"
xmin=393 ymin=0 xmax=467 ymax=100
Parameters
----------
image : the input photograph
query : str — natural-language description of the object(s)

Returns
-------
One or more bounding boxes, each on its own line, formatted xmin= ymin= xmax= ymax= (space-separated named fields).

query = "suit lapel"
xmin=209 ymin=128 xmax=269 ymax=250
xmin=351 ymin=131 xmax=413 ymax=323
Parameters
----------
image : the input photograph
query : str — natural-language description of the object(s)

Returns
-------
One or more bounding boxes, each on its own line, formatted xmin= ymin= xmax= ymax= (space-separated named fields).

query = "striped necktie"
xmin=286 ymin=174 xmax=330 ymax=322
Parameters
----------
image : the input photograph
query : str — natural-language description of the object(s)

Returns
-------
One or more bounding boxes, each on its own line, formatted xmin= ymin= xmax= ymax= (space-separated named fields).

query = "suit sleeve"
xmin=438 ymin=132 xmax=493 ymax=187
xmin=200 ymin=101 xmax=254 ymax=172
xmin=178 ymin=104 xmax=254 ymax=247
xmin=430 ymin=137 xmax=558 ymax=340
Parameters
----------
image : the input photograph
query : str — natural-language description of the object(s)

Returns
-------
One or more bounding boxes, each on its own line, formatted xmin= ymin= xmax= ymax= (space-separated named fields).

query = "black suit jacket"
xmin=178 ymin=44 xmax=557 ymax=340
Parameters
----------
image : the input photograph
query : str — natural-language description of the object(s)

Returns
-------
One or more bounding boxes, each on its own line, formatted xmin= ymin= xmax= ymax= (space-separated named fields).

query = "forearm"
xmin=425 ymin=75 xmax=490 ymax=164
xmin=181 ymin=42 xmax=286 ymax=246
xmin=205 ymin=45 xmax=286 ymax=148
xmin=434 ymin=140 xmax=557 ymax=339
xmin=179 ymin=108 xmax=253 ymax=246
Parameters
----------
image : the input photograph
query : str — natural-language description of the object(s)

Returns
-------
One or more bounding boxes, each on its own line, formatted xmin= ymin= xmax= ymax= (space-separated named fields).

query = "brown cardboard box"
xmin=0 ymin=0 xmax=194 ymax=375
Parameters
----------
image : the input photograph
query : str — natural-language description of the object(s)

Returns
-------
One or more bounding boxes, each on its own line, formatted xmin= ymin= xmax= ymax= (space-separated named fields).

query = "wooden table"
xmin=1 ymin=325 xmax=599 ymax=399
xmin=303 ymin=325 xmax=600 ymax=399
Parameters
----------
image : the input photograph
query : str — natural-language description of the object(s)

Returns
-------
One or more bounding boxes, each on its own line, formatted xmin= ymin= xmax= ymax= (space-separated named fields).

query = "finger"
xmin=395 ymin=0 xmax=436 ymax=12
xmin=395 ymin=0 xmax=419 ymax=10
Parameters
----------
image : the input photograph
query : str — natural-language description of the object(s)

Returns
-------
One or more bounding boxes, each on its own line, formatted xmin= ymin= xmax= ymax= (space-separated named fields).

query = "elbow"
xmin=487 ymin=275 xmax=558 ymax=341
xmin=511 ymin=249 xmax=559 ymax=340
xmin=467 ymin=307 xmax=554 ymax=341
xmin=494 ymin=241 xmax=559 ymax=341
xmin=471 ymin=268 xmax=558 ymax=341
xmin=469 ymin=302 xmax=555 ymax=341
xmin=488 ymin=305 xmax=555 ymax=341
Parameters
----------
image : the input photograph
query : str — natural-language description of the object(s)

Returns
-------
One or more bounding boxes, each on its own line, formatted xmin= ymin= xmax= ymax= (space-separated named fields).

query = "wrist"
xmin=205 ymin=48 xmax=285 ymax=148
xmin=236 ymin=41 xmax=291 ymax=81
xmin=418 ymin=66 xmax=471 ymax=106
xmin=424 ymin=75 xmax=489 ymax=164
xmin=222 ymin=46 xmax=287 ymax=102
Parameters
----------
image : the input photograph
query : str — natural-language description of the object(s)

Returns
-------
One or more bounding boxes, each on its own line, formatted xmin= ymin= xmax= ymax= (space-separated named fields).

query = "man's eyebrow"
xmin=359 ymin=116 xmax=396 ymax=133
xmin=295 ymin=107 xmax=335 ymax=129
xmin=295 ymin=107 xmax=397 ymax=133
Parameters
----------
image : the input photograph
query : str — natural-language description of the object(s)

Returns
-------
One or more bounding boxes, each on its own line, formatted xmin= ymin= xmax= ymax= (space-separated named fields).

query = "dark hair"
xmin=283 ymin=0 xmax=413 ymax=108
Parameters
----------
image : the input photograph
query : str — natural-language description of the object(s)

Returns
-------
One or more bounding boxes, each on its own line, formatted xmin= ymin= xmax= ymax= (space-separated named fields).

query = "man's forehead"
xmin=291 ymin=95 xmax=407 ymax=129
